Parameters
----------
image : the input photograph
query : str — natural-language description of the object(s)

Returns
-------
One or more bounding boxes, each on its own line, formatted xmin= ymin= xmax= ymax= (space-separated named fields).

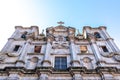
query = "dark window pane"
xmin=13 ymin=45 xmax=20 ymax=51
xmin=54 ymin=57 xmax=67 ymax=70
xmin=21 ymin=31 xmax=27 ymax=39
xmin=34 ymin=46 xmax=41 ymax=53
xmin=21 ymin=34 xmax=26 ymax=39
xmin=102 ymin=46 xmax=109 ymax=52
xmin=94 ymin=32 xmax=101 ymax=38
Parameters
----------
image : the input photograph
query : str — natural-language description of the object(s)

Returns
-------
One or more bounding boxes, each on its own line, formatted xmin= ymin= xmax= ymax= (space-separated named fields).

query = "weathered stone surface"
xmin=0 ymin=23 xmax=120 ymax=79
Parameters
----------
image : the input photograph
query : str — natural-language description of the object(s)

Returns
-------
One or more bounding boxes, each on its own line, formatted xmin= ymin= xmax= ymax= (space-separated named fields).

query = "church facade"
xmin=0 ymin=22 xmax=120 ymax=80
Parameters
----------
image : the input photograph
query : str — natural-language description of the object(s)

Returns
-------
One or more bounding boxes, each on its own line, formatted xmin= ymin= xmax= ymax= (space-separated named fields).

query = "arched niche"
xmin=82 ymin=57 xmax=93 ymax=69
xmin=94 ymin=32 xmax=101 ymax=38
xmin=27 ymin=57 xmax=39 ymax=69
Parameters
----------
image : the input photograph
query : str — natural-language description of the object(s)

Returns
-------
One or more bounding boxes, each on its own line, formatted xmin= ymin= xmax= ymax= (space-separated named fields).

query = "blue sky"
xmin=0 ymin=0 xmax=120 ymax=49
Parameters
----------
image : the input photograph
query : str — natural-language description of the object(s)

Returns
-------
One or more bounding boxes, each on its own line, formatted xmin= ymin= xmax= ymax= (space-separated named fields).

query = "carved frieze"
xmin=52 ymin=42 xmax=69 ymax=49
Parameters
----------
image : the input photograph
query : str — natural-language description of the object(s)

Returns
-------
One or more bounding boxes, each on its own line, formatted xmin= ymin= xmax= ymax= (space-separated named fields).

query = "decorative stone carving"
xmin=83 ymin=57 xmax=91 ymax=63
xmin=100 ymin=52 xmax=114 ymax=58
xmin=55 ymin=36 xmax=66 ymax=42
xmin=52 ymin=42 xmax=69 ymax=49
xmin=27 ymin=57 xmax=39 ymax=69
xmin=37 ymin=35 xmax=45 ymax=40
xmin=26 ymin=32 xmax=34 ymax=39
xmin=114 ymin=54 xmax=120 ymax=62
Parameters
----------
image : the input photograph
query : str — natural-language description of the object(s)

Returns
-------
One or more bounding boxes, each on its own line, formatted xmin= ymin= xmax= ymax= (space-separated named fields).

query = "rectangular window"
xmin=34 ymin=46 xmax=41 ymax=53
xmin=80 ymin=46 xmax=88 ymax=53
xmin=54 ymin=57 xmax=67 ymax=70
xmin=101 ymin=46 xmax=109 ymax=52
xmin=13 ymin=45 xmax=20 ymax=51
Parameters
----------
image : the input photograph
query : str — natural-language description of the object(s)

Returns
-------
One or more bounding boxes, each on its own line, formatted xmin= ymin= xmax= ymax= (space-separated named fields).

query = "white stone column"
xmin=73 ymin=74 xmax=83 ymax=80
xmin=1 ymin=38 xmax=14 ymax=53
xmin=10 ymin=29 xmax=19 ymax=38
xmin=42 ymin=42 xmax=51 ymax=67
xmin=101 ymin=73 xmax=114 ymax=80
xmin=16 ymin=39 xmax=31 ymax=67
xmin=100 ymin=27 xmax=120 ymax=52
xmin=90 ymin=39 xmax=101 ymax=64
xmin=7 ymin=73 xmax=20 ymax=80
xmin=107 ymin=39 xmax=120 ymax=52
xmin=39 ymin=74 xmax=49 ymax=80
xmin=70 ymin=42 xmax=80 ymax=67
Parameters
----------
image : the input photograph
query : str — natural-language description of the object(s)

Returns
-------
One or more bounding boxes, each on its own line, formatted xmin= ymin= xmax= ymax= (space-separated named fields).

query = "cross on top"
xmin=57 ymin=21 xmax=64 ymax=25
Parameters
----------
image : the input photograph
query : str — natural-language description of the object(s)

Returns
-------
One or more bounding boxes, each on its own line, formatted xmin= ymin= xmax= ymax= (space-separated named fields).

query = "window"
xmin=101 ymin=46 xmax=108 ymax=52
xmin=54 ymin=57 xmax=67 ymax=70
xmin=13 ymin=45 xmax=20 ymax=51
xmin=21 ymin=34 xmax=26 ymax=39
xmin=94 ymin=32 xmax=101 ymax=38
xmin=80 ymin=46 xmax=88 ymax=53
xmin=34 ymin=46 xmax=41 ymax=53
xmin=21 ymin=31 xmax=28 ymax=39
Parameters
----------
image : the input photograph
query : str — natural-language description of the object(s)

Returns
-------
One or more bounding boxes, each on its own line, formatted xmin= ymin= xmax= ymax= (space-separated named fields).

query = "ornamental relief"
xmin=51 ymin=49 xmax=70 ymax=54
xmin=52 ymin=42 xmax=69 ymax=49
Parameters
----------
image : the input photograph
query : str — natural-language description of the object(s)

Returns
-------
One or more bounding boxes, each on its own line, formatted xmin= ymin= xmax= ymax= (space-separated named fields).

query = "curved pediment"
xmin=54 ymin=25 xmax=67 ymax=32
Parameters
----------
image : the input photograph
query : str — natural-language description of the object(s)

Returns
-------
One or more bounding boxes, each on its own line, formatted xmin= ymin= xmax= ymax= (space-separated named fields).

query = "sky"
xmin=0 ymin=0 xmax=120 ymax=50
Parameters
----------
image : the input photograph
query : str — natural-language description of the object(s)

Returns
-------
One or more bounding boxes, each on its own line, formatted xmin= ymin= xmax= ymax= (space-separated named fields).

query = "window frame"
xmin=54 ymin=57 xmax=67 ymax=70
xmin=34 ymin=46 xmax=41 ymax=53
xmin=94 ymin=32 xmax=101 ymax=38
xmin=13 ymin=45 xmax=20 ymax=52
xmin=101 ymin=46 xmax=109 ymax=52
xmin=80 ymin=45 xmax=88 ymax=53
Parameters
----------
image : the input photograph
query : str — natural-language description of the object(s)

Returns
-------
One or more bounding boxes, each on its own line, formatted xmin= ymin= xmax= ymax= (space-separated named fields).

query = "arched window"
xmin=94 ymin=32 xmax=101 ymax=38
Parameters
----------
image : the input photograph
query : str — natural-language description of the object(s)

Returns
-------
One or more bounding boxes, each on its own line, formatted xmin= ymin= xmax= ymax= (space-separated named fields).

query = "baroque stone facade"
xmin=0 ymin=22 xmax=120 ymax=80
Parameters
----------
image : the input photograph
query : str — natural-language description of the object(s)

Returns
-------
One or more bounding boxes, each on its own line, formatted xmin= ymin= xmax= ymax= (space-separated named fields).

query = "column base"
xmin=42 ymin=60 xmax=51 ymax=67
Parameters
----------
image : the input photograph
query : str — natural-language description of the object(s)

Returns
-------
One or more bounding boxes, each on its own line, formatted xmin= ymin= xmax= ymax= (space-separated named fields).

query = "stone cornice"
xmin=0 ymin=67 xmax=120 ymax=74
xmin=27 ymin=53 xmax=44 ymax=55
